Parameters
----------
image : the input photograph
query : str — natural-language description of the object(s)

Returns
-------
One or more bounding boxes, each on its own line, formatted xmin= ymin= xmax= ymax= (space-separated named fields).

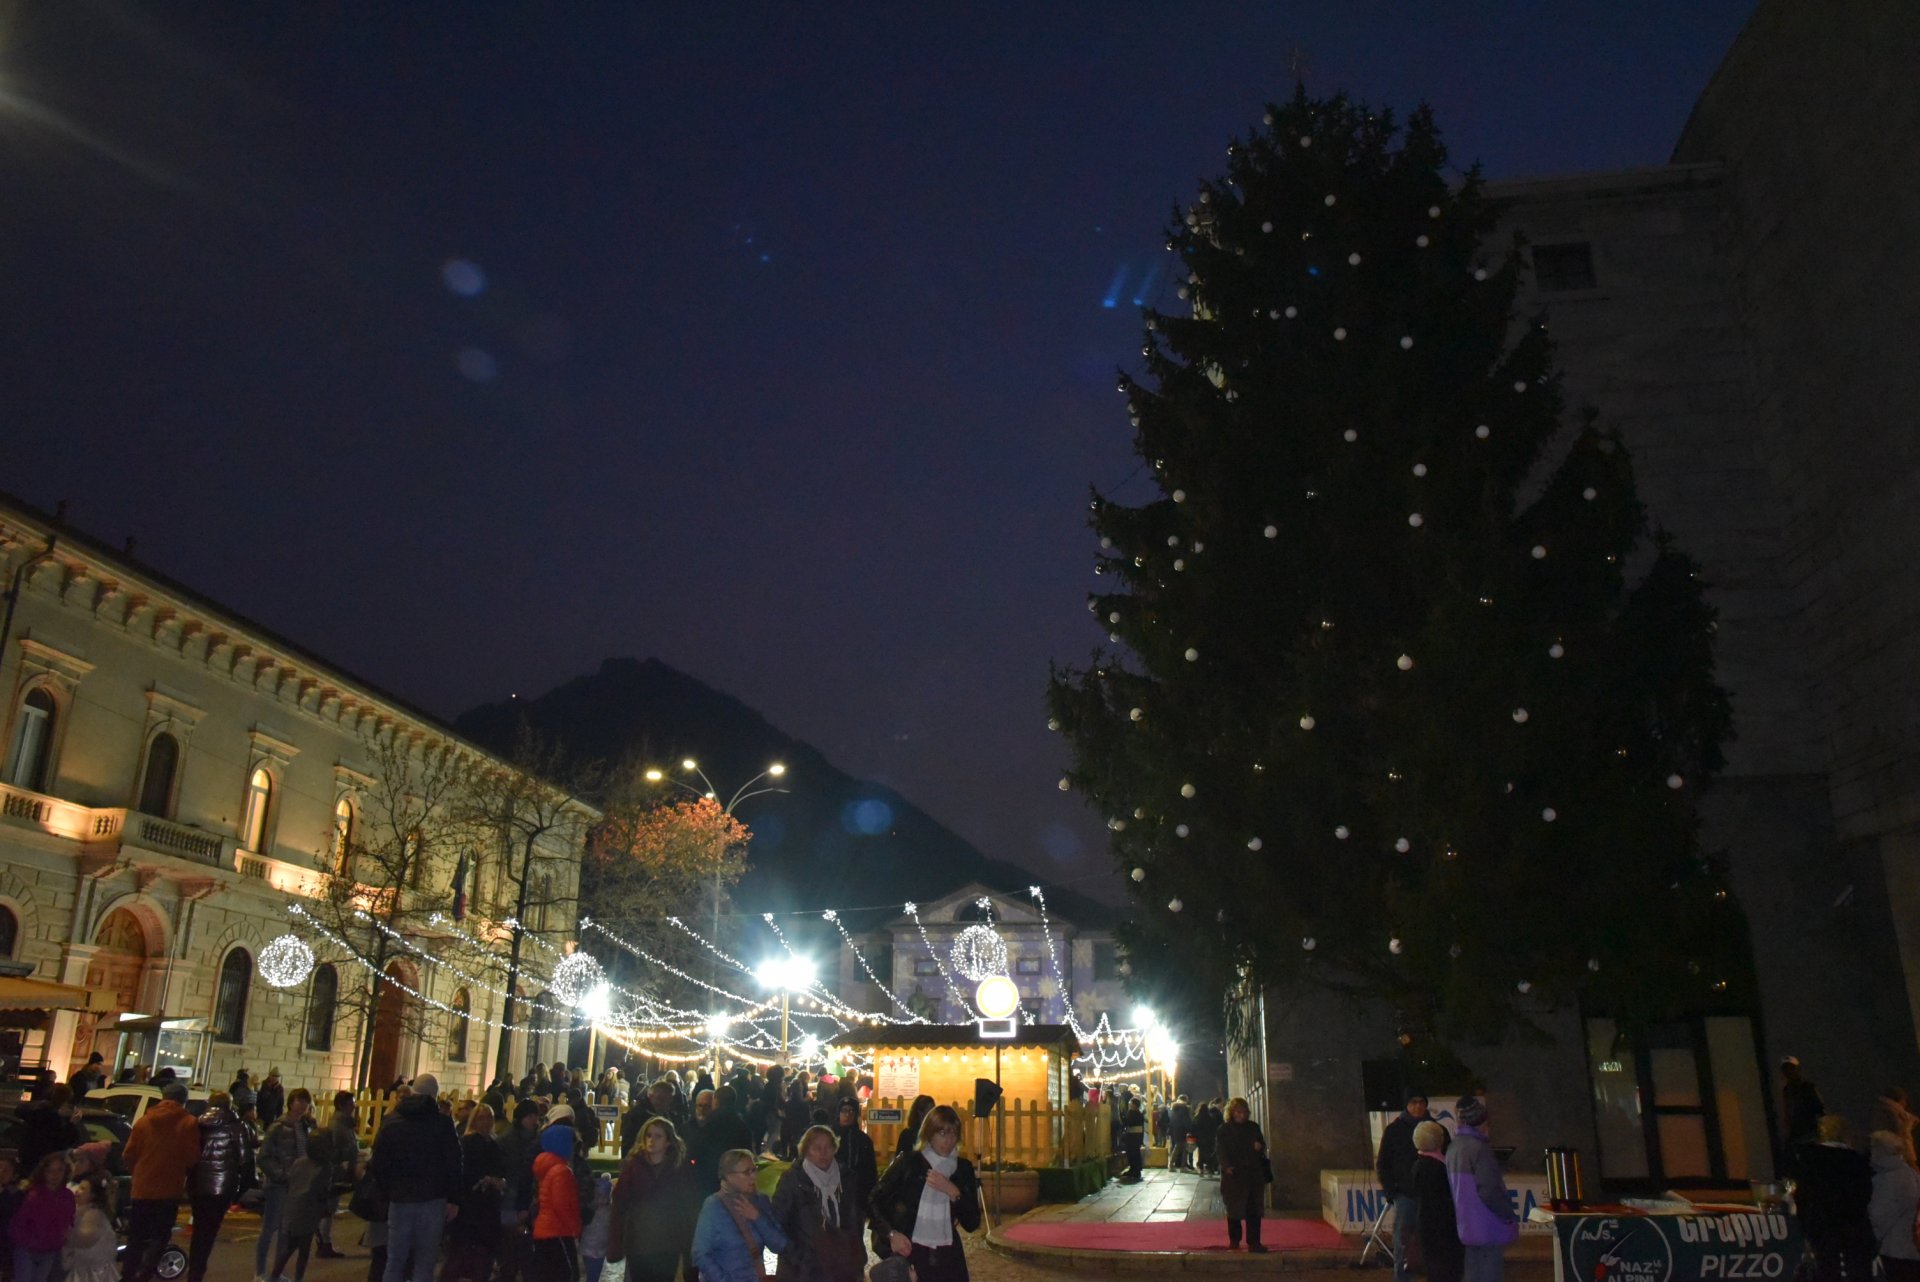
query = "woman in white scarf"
xmin=869 ymin=1105 xmax=982 ymax=1282
xmin=771 ymin=1125 xmax=866 ymax=1282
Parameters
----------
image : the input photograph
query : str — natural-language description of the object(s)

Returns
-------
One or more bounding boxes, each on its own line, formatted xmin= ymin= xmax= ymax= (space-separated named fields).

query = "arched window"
xmin=3 ymin=688 xmax=57 ymax=791
xmin=241 ymin=768 xmax=273 ymax=852
xmin=214 ymin=948 xmax=252 ymax=1043
xmin=0 ymin=906 xmax=18 ymax=959
xmin=305 ymin=963 xmax=337 ymax=1052
xmin=137 ymin=733 xmax=180 ymax=817
xmin=332 ymin=798 xmax=355 ymax=873
xmin=449 ymin=987 xmax=471 ymax=1062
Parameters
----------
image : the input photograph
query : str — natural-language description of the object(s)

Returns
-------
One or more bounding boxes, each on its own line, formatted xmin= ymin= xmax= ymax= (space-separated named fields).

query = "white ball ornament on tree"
xmin=1333 ymin=327 xmax=1348 ymax=341
xmin=1512 ymin=708 xmax=1530 ymax=724
xmin=1408 ymin=513 xmax=1424 ymax=528
xmin=1549 ymin=643 xmax=1565 ymax=659
xmin=1175 ymin=824 xmax=1190 ymax=838
xmin=1324 ymin=194 xmax=1337 ymax=206
xmin=1264 ymin=524 xmax=1278 ymax=539
xmin=1261 ymin=221 xmax=1273 ymax=233
xmin=1413 ymin=463 xmax=1428 ymax=477
xmin=1129 ymin=707 xmax=1144 ymax=722
xmin=1284 ymin=305 xmax=1298 ymax=319
xmin=1058 ymin=777 xmax=1071 ymax=792
xmin=1047 ymin=717 xmax=1060 ymax=731
xmin=1400 ymin=336 xmax=1414 ymax=350
xmin=1247 ymin=837 xmax=1264 ymax=851
xmin=1542 ymin=807 xmax=1558 ymax=823
xmin=1131 ymin=867 xmax=1146 ymax=883
xmin=1302 ymin=937 xmax=1317 ymax=951
xmin=1180 ymin=783 xmax=1196 ymax=799
xmin=1427 ymin=205 xmax=1441 ymax=218
xmin=1583 ymin=487 xmax=1597 ymax=501
xmin=1347 ymin=253 xmax=1362 ymax=266
xmin=1394 ymin=837 xmax=1411 ymax=853
xmin=1516 ymin=980 xmax=1533 ymax=994
xmin=1416 ymin=235 xmax=1429 ymax=248
xmin=258 ymin=934 xmax=316 ymax=989
xmin=1184 ymin=648 xmax=1199 ymax=662
xmin=1397 ymin=654 xmax=1415 ymax=671
xmin=1172 ymin=489 xmax=1187 ymax=503
xmin=1167 ymin=898 xmax=1183 ymax=914
xmin=1343 ymin=429 xmax=1359 ymax=442
xmin=1474 ymin=268 xmax=1489 ymax=281
xmin=1334 ymin=825 xmax=1350 ymax=840
xmin=1667 ymin=774 xmax=1685 ymax=790
xmin=551 ymin=951 xmax=606 ymax=1007
xmin=1389 ymin=937 xmax=1404 ymax=955
xmin=1299 ymin=714 xmax=1316 ymax=730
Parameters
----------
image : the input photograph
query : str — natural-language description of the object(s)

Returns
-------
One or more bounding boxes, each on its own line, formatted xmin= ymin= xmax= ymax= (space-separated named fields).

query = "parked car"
xmin=86 ymin=1084 xmax=211 ymax=1126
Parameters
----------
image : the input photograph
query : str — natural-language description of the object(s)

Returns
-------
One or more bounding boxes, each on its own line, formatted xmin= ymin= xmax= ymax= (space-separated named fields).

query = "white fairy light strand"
xmin=289 ymin=905 xmax=592 ymax=1035
xmin=1027 ymin=886 xmax=1089 ymax=1039
xmin=822 ymin=909 xmax=927 ymax=1022
xmin=906 ymin=902 xmax=978 ymax=1018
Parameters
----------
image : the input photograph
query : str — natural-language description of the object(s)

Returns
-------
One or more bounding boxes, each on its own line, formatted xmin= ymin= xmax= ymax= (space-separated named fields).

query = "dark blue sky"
xmin=2 ymin=1 xmax=1755 ymax=889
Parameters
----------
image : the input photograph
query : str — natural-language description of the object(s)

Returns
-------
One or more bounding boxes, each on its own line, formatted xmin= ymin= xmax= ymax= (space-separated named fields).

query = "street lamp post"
xmin=642 ymin=757 xmax=787 ymax=1072
xmin=754 ymin=955 xmax=817 ymax=1064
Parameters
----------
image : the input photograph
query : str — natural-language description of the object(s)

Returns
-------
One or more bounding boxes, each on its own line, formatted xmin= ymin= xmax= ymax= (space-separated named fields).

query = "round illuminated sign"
xmin=975 ymin=975 xmax=1020 ymax=1020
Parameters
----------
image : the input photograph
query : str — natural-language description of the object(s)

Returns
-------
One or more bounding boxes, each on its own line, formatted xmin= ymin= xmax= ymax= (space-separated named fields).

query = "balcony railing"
xmin=125 ymin=814 xmax=226 ymax=867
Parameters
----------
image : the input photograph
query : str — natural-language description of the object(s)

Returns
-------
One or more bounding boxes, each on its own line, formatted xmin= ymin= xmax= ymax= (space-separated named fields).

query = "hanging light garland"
xmin=821 ymin=910 xmax=927 ymax=1022
xmin=1028 ymin=886 xmax=1089 ymax=1039
xmin=906 ymin=903 xmax=978 ymax=1017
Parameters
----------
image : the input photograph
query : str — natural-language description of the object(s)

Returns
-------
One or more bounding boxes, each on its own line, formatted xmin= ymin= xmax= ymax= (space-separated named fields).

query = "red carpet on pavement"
xmin=1002 ymin=1219 xmax=1344 ymax=1253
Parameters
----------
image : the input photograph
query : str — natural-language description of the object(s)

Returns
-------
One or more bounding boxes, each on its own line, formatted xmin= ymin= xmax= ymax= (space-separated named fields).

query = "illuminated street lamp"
xmin=644 ymin=757 xmax=790 ymax=1069
xmin=754 ymin=955 xmax=817 ymax=1065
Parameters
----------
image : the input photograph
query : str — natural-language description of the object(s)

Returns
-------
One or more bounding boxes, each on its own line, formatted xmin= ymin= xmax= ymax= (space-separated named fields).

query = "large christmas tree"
xmin=1047 ymin=91 xmax=1740 ymax=1046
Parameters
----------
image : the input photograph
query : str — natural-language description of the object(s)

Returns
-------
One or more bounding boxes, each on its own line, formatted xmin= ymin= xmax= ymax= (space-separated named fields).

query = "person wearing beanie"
xmin=531 ymin=1125 xmax=583 ymax=1282
xmin=1444 ymin=1094 xmax=1515 ymax=1282
xmin=1377 ymin=1093 xmax=1439 ymax=1282
xmin=369 ymin=1073 xmax=463 ymax=1282
xmin=832 ymin=1096 xmax=877 ymax=1230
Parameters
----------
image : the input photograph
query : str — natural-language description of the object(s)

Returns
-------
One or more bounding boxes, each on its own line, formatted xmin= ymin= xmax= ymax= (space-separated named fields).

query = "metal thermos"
xmin=1544 ymin=1147 xmax=1584 ymax=1212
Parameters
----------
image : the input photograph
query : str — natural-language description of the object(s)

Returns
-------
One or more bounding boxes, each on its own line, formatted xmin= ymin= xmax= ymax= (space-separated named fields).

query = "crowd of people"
xmin=0 ymin=1059 xmax=987 ymax=1282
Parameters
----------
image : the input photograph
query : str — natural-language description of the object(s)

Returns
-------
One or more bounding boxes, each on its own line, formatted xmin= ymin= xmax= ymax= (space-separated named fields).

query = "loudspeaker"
xmin=973 ymin=1077 xmax=1004 ymax=1118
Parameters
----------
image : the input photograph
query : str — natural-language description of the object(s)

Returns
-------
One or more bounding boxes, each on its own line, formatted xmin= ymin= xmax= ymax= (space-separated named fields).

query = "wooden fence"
xmin=333 ymin=1089 xmax=1109 ymax=1168
xmin=864 ymin=1096 xmax=1112 ymax=1169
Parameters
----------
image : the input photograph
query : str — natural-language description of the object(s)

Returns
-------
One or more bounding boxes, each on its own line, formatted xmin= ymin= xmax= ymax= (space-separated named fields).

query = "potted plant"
xmin=976 ymin=1160 xmax=1039 ymax=1215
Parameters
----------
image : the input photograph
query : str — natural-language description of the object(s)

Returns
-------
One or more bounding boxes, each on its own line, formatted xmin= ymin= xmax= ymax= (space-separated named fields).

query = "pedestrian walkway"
xmin=988 ymin=1169 xmax=1346 ymax=1271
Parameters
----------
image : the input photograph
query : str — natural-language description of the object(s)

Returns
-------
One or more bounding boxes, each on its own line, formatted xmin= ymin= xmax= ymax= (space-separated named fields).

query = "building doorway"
xmin=80 ymin=907 xmax=153 ymax=1070
xmin=367 ymin=961 xmax=417 ymax=1090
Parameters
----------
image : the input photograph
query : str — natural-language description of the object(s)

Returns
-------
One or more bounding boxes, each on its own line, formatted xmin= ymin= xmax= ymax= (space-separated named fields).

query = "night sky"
xmin=2 ymin=2 xmax=1755 ymax=892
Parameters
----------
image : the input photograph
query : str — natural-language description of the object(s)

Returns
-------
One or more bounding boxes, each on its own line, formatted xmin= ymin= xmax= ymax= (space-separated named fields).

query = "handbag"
xmin=348 ymin=1171 xmax=388 ymax=1224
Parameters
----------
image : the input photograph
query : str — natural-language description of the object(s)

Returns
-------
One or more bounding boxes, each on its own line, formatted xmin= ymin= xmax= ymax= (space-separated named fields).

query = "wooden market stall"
xmin=832 ymin=1023 xmax=1085 ymax=1166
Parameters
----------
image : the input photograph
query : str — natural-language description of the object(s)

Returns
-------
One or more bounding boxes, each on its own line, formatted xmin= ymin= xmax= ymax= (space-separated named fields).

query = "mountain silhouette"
xmin=454 ymin=657 xmax=1114 ymax=932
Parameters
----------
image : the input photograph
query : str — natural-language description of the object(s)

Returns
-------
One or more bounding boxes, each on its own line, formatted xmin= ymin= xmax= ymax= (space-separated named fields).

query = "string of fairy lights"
xmin=261 ymin=886 xmax=1158 ymax=1077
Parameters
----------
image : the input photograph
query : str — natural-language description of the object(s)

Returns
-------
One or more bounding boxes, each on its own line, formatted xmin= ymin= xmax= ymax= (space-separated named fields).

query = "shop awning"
xmin=0 ymin=977 xmax=119 ymax=1013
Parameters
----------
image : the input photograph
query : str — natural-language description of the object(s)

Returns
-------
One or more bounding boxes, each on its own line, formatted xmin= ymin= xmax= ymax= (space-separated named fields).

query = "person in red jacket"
xmin=531 ymin=1124 xmax=582 ymax=1282
xmin=121 ymin=1081 xmax=201 ymax=1282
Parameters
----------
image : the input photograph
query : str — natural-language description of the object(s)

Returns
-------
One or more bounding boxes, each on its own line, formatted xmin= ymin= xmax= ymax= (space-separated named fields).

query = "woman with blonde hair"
xmin=772 ymin=1124 xmax=864 ymax=1282
xmin=444 ymin=1104 xmax=505 ymax=1282
xmin=869 ymin=1106 xmax=982 ymax=1282
xmin=608 ymin=1117 xmax=694 ymax=1282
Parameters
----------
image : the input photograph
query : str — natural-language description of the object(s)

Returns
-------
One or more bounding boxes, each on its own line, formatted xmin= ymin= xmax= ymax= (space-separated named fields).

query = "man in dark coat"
xmin=1780 ymin=1056 xmax=1826 ymax=1176
xmin=1376 ymin=1093 xmax=1436 ymax=1282
xmin=368 ymin=1073 xmax=463 ymax=1282
xmin=1169 ymin=1096 xmax=1194 ymax=1171
xmin=14 ymin=1084 xmax=82 ymax=1172
xmin=832 ymin=1096 xmax=878 ymax=1229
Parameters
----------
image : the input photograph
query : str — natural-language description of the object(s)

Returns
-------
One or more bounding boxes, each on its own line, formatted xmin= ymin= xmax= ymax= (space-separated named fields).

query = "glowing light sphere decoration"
xmin=551 ymin=951 xmax=605 ymax=1007
xmin=950 ymin=925 xmax=1009 ymax=981
xmin=975 ymin=975 xmax=1020 ymax=1020
xmin=258 ymin=933 xmax=316 ymax=989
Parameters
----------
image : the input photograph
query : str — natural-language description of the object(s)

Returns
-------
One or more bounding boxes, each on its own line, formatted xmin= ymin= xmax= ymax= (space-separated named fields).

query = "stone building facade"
xmin=1231 ymin=0 xmax=1920 ymax=1200
xmin=836 ymin=882 xmax=1125 ymax=1031
xmin=0 ymin=493 xmax=591 ymax=1096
